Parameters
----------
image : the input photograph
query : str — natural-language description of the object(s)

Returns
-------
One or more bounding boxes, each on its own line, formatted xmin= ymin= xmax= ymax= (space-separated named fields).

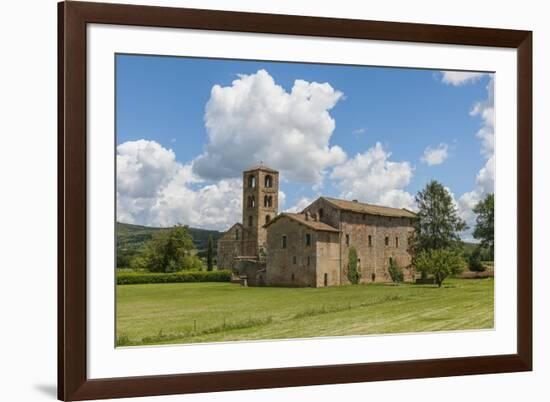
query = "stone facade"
xmin=265 ymin=214 xmax=340 ymax=287
xmin=218 ymin=165 xmax=417 ymax=287
xmin=241 ymin=166 xmax=279 ymax=256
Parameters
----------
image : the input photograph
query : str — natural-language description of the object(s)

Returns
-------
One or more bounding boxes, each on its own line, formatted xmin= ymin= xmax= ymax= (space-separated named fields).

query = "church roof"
xmin=243 ymin=163 xmax=278 ymax=173
xmin=264 ymin=213 xmax=339 ymax=232
xmin=320 ymin=197 xmax=417 ymax=219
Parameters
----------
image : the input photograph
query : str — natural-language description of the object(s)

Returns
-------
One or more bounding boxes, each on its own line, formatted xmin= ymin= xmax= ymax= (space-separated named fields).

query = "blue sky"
xmin=116 ymin=54 xmax=494 ymax=235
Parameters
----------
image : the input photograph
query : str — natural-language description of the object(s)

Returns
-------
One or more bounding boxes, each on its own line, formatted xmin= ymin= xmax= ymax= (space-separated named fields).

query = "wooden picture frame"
xmin=58 ymin=1 xmax=532 ymax=400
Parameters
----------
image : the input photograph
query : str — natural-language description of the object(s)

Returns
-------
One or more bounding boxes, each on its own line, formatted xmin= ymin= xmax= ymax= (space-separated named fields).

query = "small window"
xmin=385 ymin=236 xmax=389 ymax=246
xmin=345 ymin=234 xmax=350 ymax=246
xmin=409 ymin=219 xmax=414 ymax=225
xmin=291 ymin=273 xmax=295 ymax=281
xmin=265 ymin=215 xmax=271 ymax=224
xmin=362 ymin=214 xmax=366 ymax=220
xmin=265 ymin=175 xmax=273 ymax=188
xmin=248 ymin=175 xmax=256 ymax=188
xmin=235 ymin=230 xmax=239 ymax=240
xmin=395 ymin=236 xmax=399 ymax=247
xmin=305 ymin=233 xmax=311 ymax=246
xmin=293 ymin=256 xmax=297 ymax=264
xmin=247 ymin=196 xmax=255 ymax=208
xmin=368 ymin=235 xmax=372 ymax=247
xmin=248 ymin=216 xmax=253 ymax=227
xmin=264 ymin=195 xmax=272 ymax=207
xmin=319 ymin=208 xmax=324 ymax=219
xmin=389 ymin=257 xmax=393 ymax=266
xmin=282 ymin=235 xmax=287 ymax=248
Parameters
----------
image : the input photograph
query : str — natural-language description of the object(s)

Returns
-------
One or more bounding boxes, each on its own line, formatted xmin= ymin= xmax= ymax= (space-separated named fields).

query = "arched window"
xmin=248 ymin=175 xmax=256 ymax=188
xmin=248 ymin=216 xmax=253 ymax=227
xmin=265 ymin=215 xmax=271 ymax=224
xmin=235 ymin=230 xmax=239 ymax=240
xmin=264 ymin=195 xmax=272 ymax=207
xmin=247 ymin=196 xmax=255 ymax=208
xmin=265 ymin=175 xmax=273 ymax=188
xmin=319 ymin=208 xmax=324 ymax=219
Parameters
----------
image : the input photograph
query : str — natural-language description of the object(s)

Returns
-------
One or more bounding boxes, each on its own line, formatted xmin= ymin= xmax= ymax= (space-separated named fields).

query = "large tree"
xmin=412 ymin=180 xmax=467 ymax=254
xmin=137 ymin=225 xmax=199 ymax=272
xmin=473 ymin=193 xmax=494 ymax=260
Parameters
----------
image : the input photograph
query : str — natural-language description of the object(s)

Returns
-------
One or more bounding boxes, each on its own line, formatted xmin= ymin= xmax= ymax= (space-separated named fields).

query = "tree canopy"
xmin=415 ymin=249 xmax=464 ymax=287
xmin=412 ymin=180 xmax=467 ymax=254
xmin=133 ymin=225 xmax=202 ymax=272
xmin=473 ymin=193 xmax=494 ymax=260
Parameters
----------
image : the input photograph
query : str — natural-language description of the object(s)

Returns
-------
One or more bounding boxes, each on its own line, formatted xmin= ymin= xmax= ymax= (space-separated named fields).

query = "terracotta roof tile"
xmin=321 ymin=197 xmax=417 ymax=218
xmin=265 ymin=213 xmax=339 ymax=232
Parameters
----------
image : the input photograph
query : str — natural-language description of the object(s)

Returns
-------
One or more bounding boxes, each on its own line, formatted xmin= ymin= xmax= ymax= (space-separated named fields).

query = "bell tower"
xmin=241 ymin=164 xmax=279 ymax=257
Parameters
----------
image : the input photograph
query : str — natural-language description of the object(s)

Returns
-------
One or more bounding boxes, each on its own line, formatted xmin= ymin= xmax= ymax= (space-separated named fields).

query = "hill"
xmin=116 ymin=222 xmax=222 ymax=267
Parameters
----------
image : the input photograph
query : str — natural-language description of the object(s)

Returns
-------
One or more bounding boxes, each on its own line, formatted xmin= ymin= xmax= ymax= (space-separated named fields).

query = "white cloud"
xmin=457 ymin=77 xmax=495 ymax=228
xmin=193 ymin=69 xmax=346 ymax=185
xmin=421 ymin=143 xmax=449 ymax=166
xmin=330 ymin=142 xmax=415 ymax=210
xmin=440 ymin=71 xmax=486 ymax=86
xmin=352 ymin=127 xmax=367 ymax=136
xmin=117 ymin=140 xmax=242 ymax=231
xmin=285 ymin=197 xmax=314 ymax=213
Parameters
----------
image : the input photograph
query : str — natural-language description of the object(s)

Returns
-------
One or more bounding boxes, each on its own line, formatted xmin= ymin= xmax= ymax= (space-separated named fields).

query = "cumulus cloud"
xmin=440 ymin=71 xmax=486 ymax=86
xmin=285 ymin=197 xmax=314 ymax=213
xmin=117 ymin=140 xmax=242 ymax=230
xmin=192 ymin=69 xmax=346 ymax=185
xmin=330 ymin=142 xmax=415 ymax=210
xmin=421 ymin=143 xmax=449 ymax=166
xmin=457 ymin=76 xmax=495 ymax=227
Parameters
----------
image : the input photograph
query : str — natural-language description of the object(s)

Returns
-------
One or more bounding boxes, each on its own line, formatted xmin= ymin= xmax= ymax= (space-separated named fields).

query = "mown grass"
xmin=116 ymin=278 xmax=493 ymax=346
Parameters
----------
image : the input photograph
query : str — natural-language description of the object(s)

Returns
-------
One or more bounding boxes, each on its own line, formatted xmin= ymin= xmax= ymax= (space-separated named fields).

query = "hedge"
xmin=117 ymin=270 xmax=232 ymax=285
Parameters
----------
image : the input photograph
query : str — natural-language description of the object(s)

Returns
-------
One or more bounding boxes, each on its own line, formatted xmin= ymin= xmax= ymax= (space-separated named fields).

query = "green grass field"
xmin=116 ymin=278 xmax=494 ymax=346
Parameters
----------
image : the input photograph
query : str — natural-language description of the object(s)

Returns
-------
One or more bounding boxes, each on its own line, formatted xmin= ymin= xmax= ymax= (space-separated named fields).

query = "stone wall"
xmin=217 ymin=224 xmax=242 ymax=271
xmin=266 ymin=217 xmax=319 ymax=287
xmin=241 ymin=168 xmax=279 ymax=256
xmin=314 ymin=230 xmax=341 ymax=287
xmin=339 ymin=211 xmax=415 ymax=283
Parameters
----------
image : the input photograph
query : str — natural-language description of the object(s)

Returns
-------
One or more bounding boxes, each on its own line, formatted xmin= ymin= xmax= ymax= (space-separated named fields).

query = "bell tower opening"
xmin=241 ymin=164 xmax=279 ymax=257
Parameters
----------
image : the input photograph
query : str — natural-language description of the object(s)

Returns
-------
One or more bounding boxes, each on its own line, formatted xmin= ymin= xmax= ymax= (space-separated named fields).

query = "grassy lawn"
xmin=116 ymin=278 xmax=494 ymax=346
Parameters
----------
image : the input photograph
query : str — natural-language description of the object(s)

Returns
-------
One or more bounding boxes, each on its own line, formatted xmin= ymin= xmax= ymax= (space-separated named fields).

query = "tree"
xmin=388 ymin=258 xmax=404 ymax=283
xmin=347 ymin=247 xmax=360 ymax=284
xmin=413 ymin=180 xmax=467 ymax=254
xmin=415 ymin=249 xmax=464 ymax=287
xmin=473 ymin=193 xmax=494 ymax=260
xmin=206 ymin=235 xmax=214 ymax=271
xmin=139 ymin=225 xmax=197 ymax=272
xmin=468 ymin=247 xmax=486 ymax=272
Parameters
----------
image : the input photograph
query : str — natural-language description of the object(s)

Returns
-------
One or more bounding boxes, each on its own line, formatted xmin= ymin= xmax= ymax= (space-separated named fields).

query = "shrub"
xmin=116 ymin=270 xmax=232 ymax=285
xmin=415 ymin=249 xmax=464 ymax=287
xmin=388 ymin=258 xmax=404 ymax=283
xmin=347 ymin=247 xmax=360 ymax=284
xmin=468 ymin=247 xmax=486 ymax=272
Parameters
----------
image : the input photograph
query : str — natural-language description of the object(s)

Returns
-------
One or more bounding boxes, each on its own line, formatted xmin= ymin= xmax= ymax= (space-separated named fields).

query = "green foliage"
xmin=415 ymin=248 xmax=464 ymax=287
xmin=473 ymin=193 xmax=494 ymax=260
xmin=347 ymin=247 xmax=360 ymax=284
xmin=116 ymin=222 xmax=221 ymax=268
xmin=468 ymin=247 xmax=486 ymax=272
xmin=137 ymin=225 xmax=203 ymax=272
xmin=116 ymin=270 xmax=232 ymax=285
xmin=388 ymin=258 xmax=404 ymax=283
xmin=206 ymin=235 xmax=214 ymax=271
xmin=412 ymin=181 xmax=467 ymax=259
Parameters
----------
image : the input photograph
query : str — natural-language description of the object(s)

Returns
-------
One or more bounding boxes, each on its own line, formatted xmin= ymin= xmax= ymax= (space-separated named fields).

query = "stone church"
xmin=217 ymin=164 xmax=417 ymax=287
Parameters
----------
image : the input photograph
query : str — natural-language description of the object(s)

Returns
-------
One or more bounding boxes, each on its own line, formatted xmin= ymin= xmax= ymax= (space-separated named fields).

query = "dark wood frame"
xmin=58 ymin=1 xmax=532 ymax=400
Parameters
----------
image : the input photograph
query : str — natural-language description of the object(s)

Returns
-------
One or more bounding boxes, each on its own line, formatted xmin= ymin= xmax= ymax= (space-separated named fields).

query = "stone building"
xmin=217 ymin=164 xmax=417 ymax=287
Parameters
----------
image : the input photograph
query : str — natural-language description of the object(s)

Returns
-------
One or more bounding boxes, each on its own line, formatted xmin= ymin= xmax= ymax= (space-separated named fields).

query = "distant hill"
xmin=116 ymin=222 xmax=222 ymax=267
